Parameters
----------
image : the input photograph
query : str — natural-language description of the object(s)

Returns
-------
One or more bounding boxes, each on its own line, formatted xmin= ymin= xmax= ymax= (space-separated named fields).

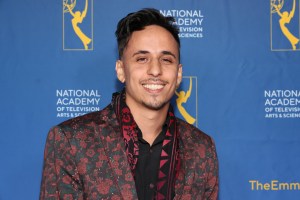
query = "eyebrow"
xmin=161 ymin=51 xmax=177 ymax=59
xmin=132 ymin=50 xmax=149 ymax=57
xmin=132 ymin=50 xmax=177 ymax=59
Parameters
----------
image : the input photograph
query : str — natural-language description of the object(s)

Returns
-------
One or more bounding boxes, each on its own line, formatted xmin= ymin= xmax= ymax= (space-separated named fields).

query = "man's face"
xmin=116 ymin=25 xmax=182 ymax=111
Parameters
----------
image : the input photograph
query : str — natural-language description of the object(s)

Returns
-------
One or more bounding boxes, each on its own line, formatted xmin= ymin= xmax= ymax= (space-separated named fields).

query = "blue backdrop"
xmin=1 ymin=0 xmax=300 ymax=199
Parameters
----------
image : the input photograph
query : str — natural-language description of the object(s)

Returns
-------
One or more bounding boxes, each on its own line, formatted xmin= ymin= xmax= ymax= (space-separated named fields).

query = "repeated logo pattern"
xmin=271 ymin=0 xmax=300 ymax=51
xmin=63 ymin=0 xmax=93 ymax=50
xmin=174 ymin=76 xmax=198 ymax=127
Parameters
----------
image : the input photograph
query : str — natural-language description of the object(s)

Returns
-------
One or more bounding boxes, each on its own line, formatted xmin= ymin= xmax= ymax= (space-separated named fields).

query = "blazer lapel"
xmin=96 ymin=116 xmax=138 ymax=199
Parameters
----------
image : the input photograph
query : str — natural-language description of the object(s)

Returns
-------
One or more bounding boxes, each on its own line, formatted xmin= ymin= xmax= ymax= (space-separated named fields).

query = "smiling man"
xmin=40 ymin=8 xmax=218 ymax=200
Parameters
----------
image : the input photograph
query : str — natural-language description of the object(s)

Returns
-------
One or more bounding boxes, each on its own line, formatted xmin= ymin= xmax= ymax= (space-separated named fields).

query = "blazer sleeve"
xmin=40 ymin=126 xmax=84 ymax=200
xmin=204 ymin=138 xmax=219 ymax=200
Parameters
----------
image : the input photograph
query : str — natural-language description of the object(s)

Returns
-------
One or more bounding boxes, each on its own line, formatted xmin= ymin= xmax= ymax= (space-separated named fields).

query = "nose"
xmin=147 ymin=59 xmax=162 ymax=77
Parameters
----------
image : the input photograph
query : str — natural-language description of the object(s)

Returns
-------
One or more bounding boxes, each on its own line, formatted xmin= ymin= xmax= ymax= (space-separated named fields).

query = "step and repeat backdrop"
xmin=1 ymin=0 xmax=300 ymax=199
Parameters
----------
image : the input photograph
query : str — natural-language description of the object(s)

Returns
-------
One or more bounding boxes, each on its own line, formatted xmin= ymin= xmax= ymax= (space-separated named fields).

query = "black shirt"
xmin=135 ymin=125 xmax=167 ymax=200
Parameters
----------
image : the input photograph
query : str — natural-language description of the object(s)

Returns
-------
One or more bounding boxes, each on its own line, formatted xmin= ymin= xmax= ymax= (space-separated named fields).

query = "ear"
xmin=115 ymin=60 xmax=125 ymax=83
xmin=176 ymin=64 xmax=183 ymax=88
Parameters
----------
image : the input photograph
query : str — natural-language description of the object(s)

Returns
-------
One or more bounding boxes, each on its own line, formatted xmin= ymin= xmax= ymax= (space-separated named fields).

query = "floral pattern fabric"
xmin=40 ymin=104 xmax=218 ymax=200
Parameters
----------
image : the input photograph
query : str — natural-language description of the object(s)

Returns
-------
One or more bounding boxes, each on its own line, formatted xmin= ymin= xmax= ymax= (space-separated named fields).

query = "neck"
xmin=128 ymin=103 xmax=169 ymax=145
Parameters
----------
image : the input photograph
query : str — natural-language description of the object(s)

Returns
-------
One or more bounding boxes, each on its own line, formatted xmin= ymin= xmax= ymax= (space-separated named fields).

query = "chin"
xmin=142 ymin=101 xmax=168 ymax=111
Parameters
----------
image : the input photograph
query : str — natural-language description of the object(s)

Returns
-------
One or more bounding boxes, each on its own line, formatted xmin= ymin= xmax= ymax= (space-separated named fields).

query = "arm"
xmin=81 ymin=0 xmax=89 ymax=19
xmin=175 ymin=90 xmax=179 ymax=97
xmin=186 ymin=77 xmax=193 ymax=97
xmin=204 ymin=138 xmax=219 ymax=200
xmin=290 ymin=0 xmax=296 ymax=18
xmin=40 ymin=127 xmax=83 ymax=200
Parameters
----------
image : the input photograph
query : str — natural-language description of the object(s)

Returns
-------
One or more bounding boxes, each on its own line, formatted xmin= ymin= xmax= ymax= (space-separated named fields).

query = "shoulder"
xmin=176 ymin=118 xmax=218 ymax=170
xmin=59 ymin=104 xmax=115 ymax=127
xmin=49 ymin=104 xmax=117 ymax=140
xmin=176 ymin=117 xmax=215 ymax=148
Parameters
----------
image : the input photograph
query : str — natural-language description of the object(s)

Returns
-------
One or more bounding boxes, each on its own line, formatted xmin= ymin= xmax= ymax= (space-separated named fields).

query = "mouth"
xmin=143 ymin=84 xmax=164 ymax=90
xmin=141 ymin=79 xmax=167 ymax=92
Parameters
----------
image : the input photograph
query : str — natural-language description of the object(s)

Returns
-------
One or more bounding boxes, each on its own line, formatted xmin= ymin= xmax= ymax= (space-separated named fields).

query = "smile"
xmin=143 ymin=84 xmax=164 ymax=90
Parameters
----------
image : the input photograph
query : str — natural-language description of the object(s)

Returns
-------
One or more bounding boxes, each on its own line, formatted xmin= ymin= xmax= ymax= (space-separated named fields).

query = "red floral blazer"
xmin=40 ymin=105 xmax=218 ymax=200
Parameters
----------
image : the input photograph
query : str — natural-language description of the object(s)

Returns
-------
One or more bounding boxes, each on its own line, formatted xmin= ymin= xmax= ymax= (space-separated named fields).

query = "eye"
xmin=136 ymin=57 xmax=148 ymax=63
xmin=161 ymin=57 xmax=174 ymax=64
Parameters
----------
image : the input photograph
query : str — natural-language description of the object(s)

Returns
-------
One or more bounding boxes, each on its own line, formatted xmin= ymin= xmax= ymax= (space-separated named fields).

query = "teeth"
xmin=143 ymin=84 xmax=164 ymax=90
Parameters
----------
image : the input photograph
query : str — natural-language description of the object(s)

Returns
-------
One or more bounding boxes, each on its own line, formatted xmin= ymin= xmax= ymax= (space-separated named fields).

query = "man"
xmin=40 ymin=8 xmax=218 ymax=200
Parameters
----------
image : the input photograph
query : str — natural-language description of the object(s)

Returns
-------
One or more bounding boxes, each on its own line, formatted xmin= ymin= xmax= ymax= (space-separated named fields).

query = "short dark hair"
xmin=115 ymin=8 xmax=180 ymax=59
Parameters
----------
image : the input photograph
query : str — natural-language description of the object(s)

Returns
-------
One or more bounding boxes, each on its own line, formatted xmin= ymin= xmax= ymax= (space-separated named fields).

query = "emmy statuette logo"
xmin=63 ymin=0 xmax=93 ymax=50
xmin=175 ymin=76 xmax=198 ymax=127
xmin=271 ymin=0 xmax=300 ymax=51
